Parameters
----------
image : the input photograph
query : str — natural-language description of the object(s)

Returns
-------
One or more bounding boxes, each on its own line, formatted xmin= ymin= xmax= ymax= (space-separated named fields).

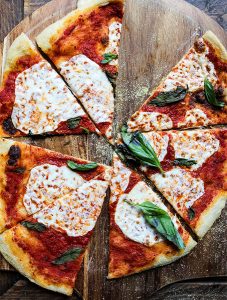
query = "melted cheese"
xmin=143 ymin=132 xmax=169 ymax=162
xmin=162 ymin=39 xmax=217 ymax=92
xmin=150 ymin=168 xmax=204 ymax=210
xmin=171 ymin=130 xmax=220 ymax=170
xmin=59 ymin=54 xmax=114 ymax=125
xmin=178 ymin=108 xmax=210 ymax=127
xmin=104 ymin=21 xmax=122 ymax=66
xmin=34 ymin=180 xmax=108 ymax=237
xmin=12 ymin=61 xmax=84 ymax=134
xmin=127 ymin=111 xmax=173 ymax=132
xmin=23 ymin=164 xmax=85 ymax=214
xmin=115 ymin=181 xmax=164 ymax=246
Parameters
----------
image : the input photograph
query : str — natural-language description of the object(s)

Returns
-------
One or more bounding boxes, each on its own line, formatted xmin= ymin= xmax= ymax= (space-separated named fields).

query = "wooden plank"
xmin=24 ymin=1 xmax=51 ymax=16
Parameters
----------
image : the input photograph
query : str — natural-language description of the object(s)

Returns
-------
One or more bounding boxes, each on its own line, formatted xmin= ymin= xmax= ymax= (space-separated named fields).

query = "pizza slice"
xmin=0 ymin=175 xmax=110 ymax=296
xmin=0 ymin=33 xmax=97 ymax=137
xmin=0 ymin=138 xmax=111 ymax=232
xmin=117 ymin=127 xmax=227 ymax=238
xmin=126 ymin=31 xmax=227 ymax=132
xmin=36 ymin=0 xmax=124 ymax=142
xmin=108 ymin=154 xmax=196 ymax=278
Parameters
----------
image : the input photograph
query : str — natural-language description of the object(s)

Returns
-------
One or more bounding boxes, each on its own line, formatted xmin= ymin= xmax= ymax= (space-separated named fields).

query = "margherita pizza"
xmin=0 ymin=138 xmax=111 ymax=232
xmin=0 ymin=33 xmax=96 ymax=137
xmin=108 ymin=154 xmax=196 ymax=278
xmin=36 ymin=0 xmax=124 ymax=142
xmin=127 ymin=31 xmax=227 ymax=132
xmin=117 ymin=127 xmax=227 ymax=238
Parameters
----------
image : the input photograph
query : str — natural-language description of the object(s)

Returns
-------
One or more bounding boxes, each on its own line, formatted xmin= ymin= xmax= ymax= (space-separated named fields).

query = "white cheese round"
xmin=143 ymin=131 xmax=169 ymax=161
xmin=104 ymin=21 xmax=122 ymax=66
xmin=178 ymin=108 xmax=210 ymax=127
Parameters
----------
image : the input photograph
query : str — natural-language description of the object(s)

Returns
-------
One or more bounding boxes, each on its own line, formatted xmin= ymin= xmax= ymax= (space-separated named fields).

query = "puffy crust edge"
xmin=0 ymin=228 xmax=73 ymax=296
xmin=203 ymin=31 xmax=227 ymax=63
xmin=108 ymin=236 xmax=197 ymax=279
xmin=194 ymin=192 xmax=227 ymax=238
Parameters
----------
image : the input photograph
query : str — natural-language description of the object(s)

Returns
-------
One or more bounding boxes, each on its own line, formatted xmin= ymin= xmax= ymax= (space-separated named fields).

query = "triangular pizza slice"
xmin=117 ymin=127 xmax=227 ymax=238
xmin=0 ymin=175 xmax=110 ymax=296
xmin=0 ymin=33 xmax=97 ymax=137
xmin=126 ymin=31 xmax=227 ymax=132
xmin=0 ymin=138 xmax=111 ymax=232
xmin=36 ymin=0 xmax=124 ymax=142
xmin=108 ymin=154 xmax=196 ymax=278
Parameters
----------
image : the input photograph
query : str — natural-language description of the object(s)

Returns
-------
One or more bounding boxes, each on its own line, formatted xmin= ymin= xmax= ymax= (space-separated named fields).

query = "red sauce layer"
xmin=56 ymin=115 xmax=97 ymax=134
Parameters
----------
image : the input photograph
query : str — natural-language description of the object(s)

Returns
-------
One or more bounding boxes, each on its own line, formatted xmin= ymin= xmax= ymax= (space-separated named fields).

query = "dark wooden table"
xmin=0 ymin=1 xmax=226 ymax=299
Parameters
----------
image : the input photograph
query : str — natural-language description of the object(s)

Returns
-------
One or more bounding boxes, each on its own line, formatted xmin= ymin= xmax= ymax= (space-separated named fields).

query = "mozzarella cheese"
xmin=143 ymin=131 xmax=169 ymax=162
xmin=115 ymin=181 xmax=164 ymax=246
xmin=12 ymin=61 xmax=84 ymax=134
xmin=59 ymin=54 xmax=114 ymax=125
xmin=110 ymin=155 xmax=132 ymax=203
xmin=150 ymin=168 xmax=204 ymax=210
xmin=178 ymin=108 xmax=210 ymax=127
xmin=127 ymin=111 xmax=173 ymax=132
xmin=34 ymin=179 xmax=108 ymax=237
xmin=171 ymin=130 xmax=219 ymax=170
xmin=104 ymin=21 xmax=122 ymax=66
xmin=162 ymin=38 xmax=217 ymax=92
xmin=23 ymin=164 xmax=85 ymax=214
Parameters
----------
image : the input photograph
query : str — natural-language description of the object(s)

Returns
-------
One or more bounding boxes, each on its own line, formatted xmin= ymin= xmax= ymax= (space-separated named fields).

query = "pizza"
xmin=0 ymin=33 xmax=97 ymax=137
xmin=117 ymin=127 xmax=227 ymax=238
xmin=0 ymin=138 xmax=111 ymax=233
xmin=36 ymin=0 xmax=124 ymax=142
xmin=126 ymin=31 xmax=227 ymax=132
xmin=108 ymin=154 xmax=196 ymax=278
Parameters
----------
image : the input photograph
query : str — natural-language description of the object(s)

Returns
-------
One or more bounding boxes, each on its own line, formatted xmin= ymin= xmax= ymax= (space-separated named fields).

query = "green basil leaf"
xmin=101 ymin=53 xmax=118 ymax=64
xmin=67 ymin=160 xmax=98 ymax=171
xmin=52 ymin=247 xmax=83 ymax=265
xmin=121 ymin=125 xmax=164 ymax=174
xmin=126 ymin=200 xmax=185 ymax=250
xmin=11 ymin=167 xmax=26 ymax=174
xmin=67 ymin=117 xmax=81 ymax=129
xmin=174 ymin=158 xmax=197 ymax=167
xmin=188 ymin=207 xmax=195 ymax=221
xmin=204 ymin=78 xmax=225 ymax=108
xmin=21 ymin=221 xmax=46 ymax=232
xmin=80 ymin=126 xmax=90 ymax=134
xmin=115 ymin=145 xmax=139 ymax=167
xmin=149 ymin=86 xmax=188 ymax=106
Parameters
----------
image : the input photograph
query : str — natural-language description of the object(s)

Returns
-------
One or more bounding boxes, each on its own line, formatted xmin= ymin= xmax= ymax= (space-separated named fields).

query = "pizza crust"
xmin=203 ymin=31 xmax=227 ymax=63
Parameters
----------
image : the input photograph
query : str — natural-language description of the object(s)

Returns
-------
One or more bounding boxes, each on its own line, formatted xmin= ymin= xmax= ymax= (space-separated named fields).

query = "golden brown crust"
xmin=203 ymin=31 xmax=227 ymax=63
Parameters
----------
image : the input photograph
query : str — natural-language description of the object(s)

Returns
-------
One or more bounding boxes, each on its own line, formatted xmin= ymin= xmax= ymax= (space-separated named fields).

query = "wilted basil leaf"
xmin=101 ymin=53 xmax=118 ymax=64
xmin=174 ymin=158 xmax=197 ymax=167
xmin=21 ymin=221 xmax=46 ymax=232
xmin=80 ymin=126 xmax=90 ymax=134
xmin=67 ymin=117 xmax=81 ymax=129
xmin=204 ymin=78 xmax=225 ymax=108
xmin=149 ymin=86 xmax=188 ymax=106
xmin=52 ymin=247 xmax=83 ymax=265
xmin=67 ymin=160 xmax=98 ymax=171
xmin=188 ymin=207 xmax=195 ymax=221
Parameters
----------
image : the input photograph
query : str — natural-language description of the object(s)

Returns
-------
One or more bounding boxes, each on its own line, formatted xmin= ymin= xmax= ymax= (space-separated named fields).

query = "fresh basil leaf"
xmin=204 ymin=78 xmax=225 ymax=108
xmin=67 ymin=117 xmax=81 ymax=129
xmin=174 ymin=158 xmax=197 ymax=167
xmin=101 ymin=53 xmax=118 ymax=64
xmin=126 ymin=200 xmax=185 ymax=250
xmin=80 ymin=126 xmax=90 ymax=134
xmin=188 ymin=207 xmax=195 ymax=221
xmin=149 ymin=86 xmax=188 ymax=107
xmin=52 ymin=247 xmax=83 ymax=265
xmin=11 ymin=167 xmax=26 ymax=174
xmin=115 ymin=145 xmax=139 ymax=167
xmin=21 ymin=221 xmax=46 ymax=232
xmin=121 ymin=125 xmax=164 ymax=174
xmin=67 ymin=160 xmax=98 ymax=171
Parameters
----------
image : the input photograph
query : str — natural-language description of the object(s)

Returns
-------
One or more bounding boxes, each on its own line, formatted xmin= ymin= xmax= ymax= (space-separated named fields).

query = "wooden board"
xmin=0 ymin=0 xmax=226 ymax=299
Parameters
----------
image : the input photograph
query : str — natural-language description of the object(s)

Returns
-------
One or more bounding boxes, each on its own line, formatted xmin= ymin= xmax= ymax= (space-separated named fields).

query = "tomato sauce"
xmin=55 ymin=115 xmax=97 ymax=134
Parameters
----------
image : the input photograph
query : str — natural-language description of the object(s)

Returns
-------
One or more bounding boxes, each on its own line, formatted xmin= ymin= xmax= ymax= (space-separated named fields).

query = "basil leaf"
xmin=174 ymin=158 xmax=197 ymax=167
xmin=67 ymin=117 xmax=81 ymax=129
xmin=115 ymin=145 xmax=139 ymax=167
xmin=11 ymin=167 xmax=26 ymax=174
xmin=80 ymin=126 xmax=90 ymax=134
xmin=101 ymin=53 xmax=118 ymax=64
xmin=126 ymin=200 xmax=185 ymax=250
xmin=67 ymin=160 xmax=98 ymax=171
xmin=52 ymin=247 xmax=83 ymax=265
xmin=149 ymin=86 xmax=188 ymax=107
xmin=204 ymin=78 xmax=225 ymax=108
xmin=121 ymin=125 xmax=164 ymax=174
xmin=188 ymin=207 xmax=195 ymax=221
xmin=21 ymin=221 xmax=46 ymax=232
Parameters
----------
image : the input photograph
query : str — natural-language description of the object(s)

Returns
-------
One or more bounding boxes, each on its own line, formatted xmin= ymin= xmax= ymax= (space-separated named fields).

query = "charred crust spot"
xmin=3 ymin=118 xmax=17 ymax=135
xmin=8 ymin=145 xmax=21 ymax=166
xmin=194 ymin=39 xmax=206 ymax=53
xmin=101 ymin=35 xmax=109 ymax=47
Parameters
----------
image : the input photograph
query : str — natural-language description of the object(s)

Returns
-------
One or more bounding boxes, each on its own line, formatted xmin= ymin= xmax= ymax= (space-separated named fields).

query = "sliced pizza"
xmin=0 ymin=175 xmax=110 ymax=296
xmin=36 ymin=0 xmax=124 ymax=142
xmin=0 ymin=138 xmax=111 ymax=232
xmin=126 ymin=31 xmax=227 ymax=132
xmin=0 ymin=33 xmax=97 ymax=137
xmin=117 ymin=127 xmax=227 ymax=238
xmin=108 ymin=154 xmax=196 ymax=278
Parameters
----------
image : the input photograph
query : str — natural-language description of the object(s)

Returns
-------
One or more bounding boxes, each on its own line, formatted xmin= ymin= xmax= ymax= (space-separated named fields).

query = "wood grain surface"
xmin=0 ymin=0 xmax=226 ymax=299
